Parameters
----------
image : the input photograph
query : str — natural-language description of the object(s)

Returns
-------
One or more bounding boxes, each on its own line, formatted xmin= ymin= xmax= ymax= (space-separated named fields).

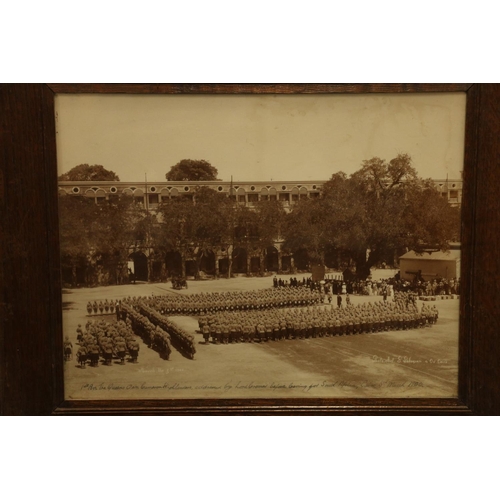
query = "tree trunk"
xmin=160 ymin=262 xmax=167 ymax=282
xmin=147 ymin=256 xmax=153 ymax=283
xmin=195 ymin=252 xmax=202 ymax=280
xmin=71 ymin=263 xmax=77 ymax=287
xmin=181 ymin=254 xmax=186 ymax=278
xmin=227 ymin=248 xmax=232 ymax=279
xmin=246 ymin=252 xmax=251 ymax=277
xmin=355 ymin=249 xmax=380 ymax=280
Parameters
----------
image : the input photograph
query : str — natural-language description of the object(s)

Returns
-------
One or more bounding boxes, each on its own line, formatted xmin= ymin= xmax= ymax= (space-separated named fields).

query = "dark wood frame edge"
xmin=46 ymin=83 xmax=474 ymax=94
xmin=2 ymin=83 xmax=499 ymax=415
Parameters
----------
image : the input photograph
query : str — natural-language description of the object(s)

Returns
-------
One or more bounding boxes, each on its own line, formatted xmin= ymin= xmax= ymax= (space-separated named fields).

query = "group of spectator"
xmin=272 ymin=274 xmax=460 ymax=299
xmin=273 ymin=275 xmax=392 ymax=297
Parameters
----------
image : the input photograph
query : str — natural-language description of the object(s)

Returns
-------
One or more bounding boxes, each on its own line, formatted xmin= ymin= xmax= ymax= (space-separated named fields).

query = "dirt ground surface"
xmin=62 ymin=271 xmax=459 ymax=400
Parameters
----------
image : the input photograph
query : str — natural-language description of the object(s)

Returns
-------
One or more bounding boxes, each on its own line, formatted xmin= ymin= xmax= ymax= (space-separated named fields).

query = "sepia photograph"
xmin=56 ymin=92 xmax=465 ymax=400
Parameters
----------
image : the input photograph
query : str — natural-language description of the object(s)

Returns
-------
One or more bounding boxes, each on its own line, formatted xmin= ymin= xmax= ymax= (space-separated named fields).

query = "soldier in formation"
xmin=125 ymin=287 xmax=322 ymax=317
xmin=194 ymin=296 xmax=437 ymax=344
xmin=124 ymin=302 xmax=196 ymax=360
xmin=74 ymin=318 xmax=140 ymax=367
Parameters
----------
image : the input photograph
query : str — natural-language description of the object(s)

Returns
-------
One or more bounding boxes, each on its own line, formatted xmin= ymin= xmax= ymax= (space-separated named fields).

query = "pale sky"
xmin=55 ymin=93 xmax=466 ymax=183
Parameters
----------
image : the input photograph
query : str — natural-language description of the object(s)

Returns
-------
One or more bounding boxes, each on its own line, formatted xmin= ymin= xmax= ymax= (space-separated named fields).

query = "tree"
xmin=191 ymin=187 xmax=233 ymax=278
xmin=90 ymin=195 xmax=146 ymax=284
xmin=253 ymin=199 xmax=287 ymax=272
xmin=156 ymin=188 xmax=232 ymax=278
xmin=58 ymin=164 xmax=120 ymax=181
xmin=58 ymin=196 xmax=96 ymax=285
xmin=282 ymin=197 xmax=331 ymax=268
xmin=315 ymin=153 xmax=460 ymax=279
xmin=165 ymin=159 xmax=218 ymax=181
xmin=58 ymin=194 xmax=143 ymax=285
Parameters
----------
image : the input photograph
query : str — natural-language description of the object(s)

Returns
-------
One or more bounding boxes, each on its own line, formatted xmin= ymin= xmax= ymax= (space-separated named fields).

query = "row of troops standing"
xmin=119 ymin=303 xmax=172 ymax=360
xmin=197 ymin=300 xmax=439 ymax=344
xmin=118 ymin=302 xmax=196 ymax=359
xmin=127 ymin=287 xmax=322 ymax=316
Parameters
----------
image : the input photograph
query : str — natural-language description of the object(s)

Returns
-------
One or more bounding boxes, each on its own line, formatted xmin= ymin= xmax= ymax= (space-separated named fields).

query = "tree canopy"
xmin=58 ymin=164 xmax=120 ymax=182
xmin=58 ymin=152 xmax=460 ymax=284
xmin=282 ymin=153 xmax=460 ymax=279
xmin=58 ymin=194 xmax=140 ymax=285
xmin=165 ymin=159 xmax=219 ymax=181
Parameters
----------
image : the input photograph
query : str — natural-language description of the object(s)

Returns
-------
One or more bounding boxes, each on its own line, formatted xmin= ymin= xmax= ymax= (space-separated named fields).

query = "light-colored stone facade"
xmin=58 ymin=178 xmax=462 ymax=208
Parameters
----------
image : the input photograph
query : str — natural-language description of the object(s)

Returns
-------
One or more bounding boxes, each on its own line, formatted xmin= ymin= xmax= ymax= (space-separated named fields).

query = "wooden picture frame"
xmin=1 ymin=83 xmax=499 ymax=415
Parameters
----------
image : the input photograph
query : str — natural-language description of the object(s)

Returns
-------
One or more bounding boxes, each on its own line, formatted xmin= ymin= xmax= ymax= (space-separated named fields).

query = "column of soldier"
xmin=195 ymin=292 xmax=439 ymax=345
xmin=74 ymin=318 xmax=141 ymax=368
xmin=122 ymin=287 xmax=322 ymax=316
xmin=136 ymin=303 xmax=197 ymax=360
xmin=120 ymin=303 xmax=173 ymax=360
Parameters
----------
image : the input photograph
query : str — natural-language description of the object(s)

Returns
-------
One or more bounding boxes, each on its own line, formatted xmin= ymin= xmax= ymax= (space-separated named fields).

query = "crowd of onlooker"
xmin=272 ymin=274 xmax=460 ymax=298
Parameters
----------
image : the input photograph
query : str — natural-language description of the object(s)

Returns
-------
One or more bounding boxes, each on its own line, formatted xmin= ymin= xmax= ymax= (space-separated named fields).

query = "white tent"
xmin=399 ymin=249 xmax=461 ymax=281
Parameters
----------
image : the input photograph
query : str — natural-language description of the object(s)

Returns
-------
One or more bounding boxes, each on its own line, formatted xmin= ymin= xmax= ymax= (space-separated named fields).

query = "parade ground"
xmin=62 ymin=271 xmax=459 ymax=400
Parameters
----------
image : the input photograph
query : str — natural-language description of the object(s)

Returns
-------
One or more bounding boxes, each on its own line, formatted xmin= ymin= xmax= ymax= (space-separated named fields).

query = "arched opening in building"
xmin=219 ymin=258 xmax=229 ymax=275
xmin=237 ymin=187 xmax=246 ymax=204
xmin=165 ymin=250 xmax=182 ymax=277
xmin=133 ymin=188 xmax=145 ymax=206
xmin=232 ymin=247 xmax=248 ymax=273
xmin=293 ymin=248 xmax=309 ymax=271
xmin=200 ymin=250 xmax=216 ymax=275
xmin=185 ymin=260 xmax=196 ymax=277
xmin=151 ymin=261 xmax=163 ymax=281
xmin=129 ymin=251 xmax=148 ymax=281
xmin=281 ymin=255 xmax=292 ymax=272
xmin=250 ymin=256 xmax=261 ymax=273
xmin=266 ymin=246 xmax=279 ymax=272
xmin=148 ymin=250 xmax=164 ymax=282
xmin=160 ymin=188 xmax=170 ymax=203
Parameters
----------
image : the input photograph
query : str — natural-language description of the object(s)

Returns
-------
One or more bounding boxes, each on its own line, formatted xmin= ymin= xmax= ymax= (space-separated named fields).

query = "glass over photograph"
xmin=56 ymin=92 xmax=465 ymax=400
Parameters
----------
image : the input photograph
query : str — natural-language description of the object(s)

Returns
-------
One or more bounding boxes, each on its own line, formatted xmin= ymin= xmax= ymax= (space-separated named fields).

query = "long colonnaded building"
xmin=58 ymin=178 xmax=463 ymax=208
xmin=58 ymin=178 xmax=463 ymax=282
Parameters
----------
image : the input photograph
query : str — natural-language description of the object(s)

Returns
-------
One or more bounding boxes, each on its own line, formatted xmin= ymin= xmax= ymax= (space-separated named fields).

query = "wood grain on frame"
xmin=1 ymin=83 xmax=498 ymax=415
xmin=48 ymin=83 xmax=473 ymax=94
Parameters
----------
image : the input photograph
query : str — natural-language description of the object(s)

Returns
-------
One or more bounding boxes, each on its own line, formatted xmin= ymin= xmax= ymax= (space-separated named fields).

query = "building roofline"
xmin=58 ymin=178 xmax=463 ymax=186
